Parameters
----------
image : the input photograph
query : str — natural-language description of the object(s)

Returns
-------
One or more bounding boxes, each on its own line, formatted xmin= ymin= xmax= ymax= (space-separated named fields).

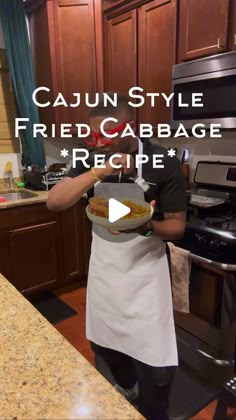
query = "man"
xmin=47 ymin=93 xmax=186 ymax=420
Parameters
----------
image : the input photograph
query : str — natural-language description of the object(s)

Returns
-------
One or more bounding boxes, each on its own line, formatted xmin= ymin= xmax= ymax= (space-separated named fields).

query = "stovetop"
xmin=175 ymin=202 xmax=236 ymax=266
xmin=187 ymin=207 xmax=236 ymax=236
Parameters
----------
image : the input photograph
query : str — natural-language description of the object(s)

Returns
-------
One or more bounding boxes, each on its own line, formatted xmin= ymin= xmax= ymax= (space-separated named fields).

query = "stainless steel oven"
xmin=174 ymin=255 xmax=236 ymax=387
xmin=173 ymin=161 xmax=236 ymax=388
xmin=171 ymin=51 xmax=236 ymax=129
xmin=188 ymin=254 xmax=236 ymax=329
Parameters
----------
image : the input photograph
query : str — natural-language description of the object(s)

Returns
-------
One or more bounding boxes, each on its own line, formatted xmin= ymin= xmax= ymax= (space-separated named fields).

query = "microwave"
xmin=171 ymin=51 xmax=236 ymax=129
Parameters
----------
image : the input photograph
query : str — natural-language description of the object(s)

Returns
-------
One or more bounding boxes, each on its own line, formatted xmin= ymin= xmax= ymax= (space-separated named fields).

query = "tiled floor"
xmin=55 ymin=286 xmax=234 ymax=420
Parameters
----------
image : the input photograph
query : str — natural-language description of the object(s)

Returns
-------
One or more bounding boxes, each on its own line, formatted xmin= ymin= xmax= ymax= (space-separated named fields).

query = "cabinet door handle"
xmin=234 ymin=34 xmax=236 ymax=46
xmin=217 ymin=37 xmax=224 ymax=49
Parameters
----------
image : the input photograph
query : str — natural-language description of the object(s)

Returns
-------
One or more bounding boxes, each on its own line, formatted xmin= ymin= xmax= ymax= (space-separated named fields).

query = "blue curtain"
xmin=0 ymin=0 xmax=46 ymax=168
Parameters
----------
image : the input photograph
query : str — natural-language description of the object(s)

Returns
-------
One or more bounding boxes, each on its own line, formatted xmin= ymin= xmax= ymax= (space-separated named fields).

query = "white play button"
xmin=108 ymin=198 xmax=131 ymax=223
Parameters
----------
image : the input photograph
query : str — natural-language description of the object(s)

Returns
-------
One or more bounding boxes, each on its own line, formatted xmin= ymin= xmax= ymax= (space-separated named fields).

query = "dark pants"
xmin=91 ymin=342 xmax=176 ymax=420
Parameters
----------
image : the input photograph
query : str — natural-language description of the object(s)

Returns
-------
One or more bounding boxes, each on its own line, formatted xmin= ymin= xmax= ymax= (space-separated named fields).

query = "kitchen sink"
xmin=0 ymin=190 xmax=38 ymax=201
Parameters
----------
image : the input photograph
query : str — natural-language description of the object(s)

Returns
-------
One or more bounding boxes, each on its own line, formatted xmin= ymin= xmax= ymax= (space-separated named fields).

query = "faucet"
xmin=4 ymin=161 xmax=13 ymax=189
xmin=7 ymin=171 xmax=13 ymax=189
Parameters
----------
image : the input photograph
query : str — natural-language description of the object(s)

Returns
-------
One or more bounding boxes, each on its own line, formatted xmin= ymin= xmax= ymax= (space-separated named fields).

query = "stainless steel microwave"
xmin=171 ymin=51 xmax=236 ymax=129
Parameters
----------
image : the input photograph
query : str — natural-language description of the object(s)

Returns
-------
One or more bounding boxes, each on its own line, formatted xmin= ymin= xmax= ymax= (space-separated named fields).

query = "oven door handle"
xmin=189 ymin=252 xmax=236 ymax=271
xmin=177 ymin=337 xmax=235 ymax=367
xmin=196 ymin=349 xmax=234 ymax=367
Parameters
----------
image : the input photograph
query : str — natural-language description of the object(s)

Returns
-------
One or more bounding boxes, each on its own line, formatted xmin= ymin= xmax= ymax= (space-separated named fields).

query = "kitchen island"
xmin=0 ymin=273 xmax=143 ymax=419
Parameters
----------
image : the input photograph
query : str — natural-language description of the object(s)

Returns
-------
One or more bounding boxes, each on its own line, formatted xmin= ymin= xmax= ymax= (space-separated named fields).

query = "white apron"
xmin=86 ymin=140 xmax=178 ymax=367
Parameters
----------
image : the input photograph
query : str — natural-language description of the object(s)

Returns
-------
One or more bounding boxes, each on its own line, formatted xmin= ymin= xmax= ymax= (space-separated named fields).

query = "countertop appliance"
xmin=172 ymin=51 xmax=236 ymax=129
xmin=42 ymin=169 xmax=67 ymax=190
xmin=172 ymin=161 xmax=236 ymax=414
xmin=23 ymin=164 xmax=68 ymax=191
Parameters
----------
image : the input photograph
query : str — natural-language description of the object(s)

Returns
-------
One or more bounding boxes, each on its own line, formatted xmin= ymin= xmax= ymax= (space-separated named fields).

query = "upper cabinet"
xmin=178 ymin=0 xmax=230 ymax=61
xmin=138 ymin=0 xmax=176 ymax=125
xmin=229 ymin=0 xmax=236 ymax=50
xmin=26 ymin=0 xmax=103 ymax=133
xmin=104 ymin=0 xmax=176 ymax=126
xmin=26 ymin=0 xmax=236 ymax=128
xmin=104 ymin=10 xmax=137 ymax=93
xmin=52 ymin=0 xmax=97 ymax=126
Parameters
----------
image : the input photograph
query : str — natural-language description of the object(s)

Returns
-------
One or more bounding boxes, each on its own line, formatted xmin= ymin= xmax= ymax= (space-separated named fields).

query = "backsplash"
xmin=0 ymin=138 xmax=76 ymax=179
xmin=1 ymin=133 xmax=235 ymax=182
xmin=155 ymin=131 xmax=236 ymax=181
xmin=0 ymin=177 xmax=22 ymax=190
xmin=0 ymin=153 xmax=22 ymax=178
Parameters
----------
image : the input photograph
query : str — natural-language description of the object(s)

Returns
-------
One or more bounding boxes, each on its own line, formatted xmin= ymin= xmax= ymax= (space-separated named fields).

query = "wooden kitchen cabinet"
xmin=229 ymin=0 xmax=236 ymax=50
xmin=0 ymin=199 xmax=91 ymax=297
xmin=9 ymin=221 xmax=61 ymax=295
xmin=25 ymin=0 xmax=103 ymax=133
xmin=104 ymin=10 xmax=137 ymax=93
xmin=52 ymin=0 xmax=97 ymax=126
xmin=138 ymin=0 xmax=176 ymax=125
xmin=62 ymin=199 xmax=91 ymax=283
xmin=104 ymin=0 xmax=176 ymax=126
xmin=178 ymin=0 xmax=230 ymax=61
xmin=0 ymin=204 xmax=62 ymax=295
xmin=0 ymin=230 xmax=12 ymax=281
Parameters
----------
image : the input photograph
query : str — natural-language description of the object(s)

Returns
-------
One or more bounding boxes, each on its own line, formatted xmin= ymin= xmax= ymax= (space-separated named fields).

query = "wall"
xmin=155 ymin=131 xmax=236 ymax=182
xmin=44 ymin=138 xmax=76 ymax=168
xmin=0 ymin=138 xmax=72 ymax=178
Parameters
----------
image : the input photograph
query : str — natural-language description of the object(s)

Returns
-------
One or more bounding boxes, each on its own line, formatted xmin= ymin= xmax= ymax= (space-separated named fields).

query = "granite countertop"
xmin=0 ymin=189 xmax=88 ymax=210
xmin=0 ymin=189 xmax=49 ymax=209
xmin=0 ymin=273 xmax=143 ymax=419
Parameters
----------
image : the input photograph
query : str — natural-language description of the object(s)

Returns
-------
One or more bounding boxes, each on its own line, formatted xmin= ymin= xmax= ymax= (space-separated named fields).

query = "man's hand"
xmin=121 ymin=204 xmax=186 ymax=240
xmin=121 ymin=200 xmax=156 ymax=235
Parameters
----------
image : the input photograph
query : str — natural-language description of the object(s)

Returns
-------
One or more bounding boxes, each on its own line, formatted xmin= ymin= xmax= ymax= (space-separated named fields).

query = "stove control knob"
xmin=220 ymin=241 xmax=227 ymax=247
xmin=195 ymin=233 xmax=201 ymax=242
xmin=195 ymin=233 xmax=207 ymax=245
xmin=210 ymin=240 xmax=220 ymax=249
xmin=201 ymin=237 xmax=207 ymax=245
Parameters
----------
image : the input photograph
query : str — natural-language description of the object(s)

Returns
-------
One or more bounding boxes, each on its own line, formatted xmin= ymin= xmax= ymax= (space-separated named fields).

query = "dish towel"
xmin=167 ymin=242 xmax=191 ymax=313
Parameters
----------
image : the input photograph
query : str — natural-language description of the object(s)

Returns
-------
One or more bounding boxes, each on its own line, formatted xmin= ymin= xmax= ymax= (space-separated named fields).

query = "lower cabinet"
xmin=62 ymin=199 xmax=92 ymax=283
xmin=9 ymin=221 xmax=61 ymax=295
xmin=0 ymin=198 xmax=92 ymax=296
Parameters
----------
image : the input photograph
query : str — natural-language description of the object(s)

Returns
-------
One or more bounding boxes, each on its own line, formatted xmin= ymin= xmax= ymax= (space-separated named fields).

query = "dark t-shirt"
xmin=67 ymin=140 xmax=187 ymax=219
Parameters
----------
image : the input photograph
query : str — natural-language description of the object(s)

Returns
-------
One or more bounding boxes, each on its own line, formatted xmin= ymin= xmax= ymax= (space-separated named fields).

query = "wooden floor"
xmin=55 ymin=287 xmax=234 ymax=420
xmin=55 ymin=286 xmax=94 ymax=366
